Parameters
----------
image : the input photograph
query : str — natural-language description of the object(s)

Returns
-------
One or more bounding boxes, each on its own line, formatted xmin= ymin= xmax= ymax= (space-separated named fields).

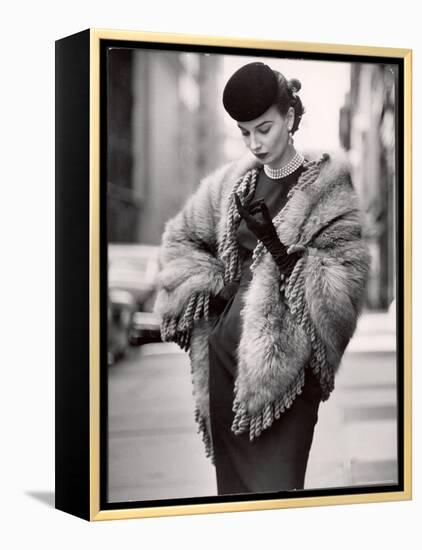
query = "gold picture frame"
xmin=55 ymin=28 xmax=412 ymax=521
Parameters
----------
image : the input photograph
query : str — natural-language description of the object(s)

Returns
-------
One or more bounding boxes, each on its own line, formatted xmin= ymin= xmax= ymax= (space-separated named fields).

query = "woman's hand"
xmin=234 ymin=191 xmax=278 ymax=242
xmin=234 ymin=190 xmax=302 ymax=277
xmin=210 ymin=280 xmax=240 ymax=316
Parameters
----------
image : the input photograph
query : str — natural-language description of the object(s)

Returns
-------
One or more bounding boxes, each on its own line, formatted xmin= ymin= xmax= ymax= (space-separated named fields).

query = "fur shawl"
xmin=154 ymin=151 xmax=370 ymax=454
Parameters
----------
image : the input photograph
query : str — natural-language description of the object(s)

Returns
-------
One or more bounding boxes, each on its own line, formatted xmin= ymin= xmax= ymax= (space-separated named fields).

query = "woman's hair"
xmin=272 ymin=71 xmax=305 ymax=134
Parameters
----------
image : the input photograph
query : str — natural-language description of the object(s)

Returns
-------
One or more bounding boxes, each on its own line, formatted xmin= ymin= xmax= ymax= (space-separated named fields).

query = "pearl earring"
xmin=288 ymin=130 xmax=294 ymax=146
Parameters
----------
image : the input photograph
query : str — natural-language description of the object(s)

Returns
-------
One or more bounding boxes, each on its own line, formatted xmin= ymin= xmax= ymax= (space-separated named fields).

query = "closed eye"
xmin=240 ymin=127 xmax=270 ymax=137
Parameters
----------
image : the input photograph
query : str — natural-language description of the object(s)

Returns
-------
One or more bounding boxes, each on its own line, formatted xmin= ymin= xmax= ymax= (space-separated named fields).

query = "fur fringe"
xmin=230 ymin=215 xmax=336 ymax=442
xmin=284 ymin=256 xmax=335 ymax=400
xmin=231 ymin=368 xmax=306 ymax=441
xmin=194 ymin=408 xmax=215 ymax=464
xmin=160 ymin=291 xmax=210 ymax=351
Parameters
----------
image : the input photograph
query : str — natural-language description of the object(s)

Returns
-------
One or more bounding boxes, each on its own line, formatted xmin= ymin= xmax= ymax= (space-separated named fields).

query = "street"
xmin=108 ymin=343 xmax=215 ymax=502
xmin=108 ymin=312 xmax=397 ymax=503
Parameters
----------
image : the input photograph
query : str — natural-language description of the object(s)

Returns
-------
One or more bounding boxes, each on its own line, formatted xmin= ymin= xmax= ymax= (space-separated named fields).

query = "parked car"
xmin=108 ymin=244 xmax=162 ymax=362
xmin=108 ymin=243 xmax=160 ymax=310
xmin=129 ymin=311 xmax=162 ymax=346
xmin=108 ymin=289 xmax=137 ymax=365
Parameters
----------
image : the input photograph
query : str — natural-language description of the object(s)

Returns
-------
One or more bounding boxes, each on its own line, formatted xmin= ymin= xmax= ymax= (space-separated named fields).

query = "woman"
xmin=154 ymin=62 xmax=370 ymax=496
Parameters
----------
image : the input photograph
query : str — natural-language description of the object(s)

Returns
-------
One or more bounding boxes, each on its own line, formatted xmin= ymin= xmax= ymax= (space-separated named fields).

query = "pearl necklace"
xmin=263 ymin=151 xmax=304 ymax=179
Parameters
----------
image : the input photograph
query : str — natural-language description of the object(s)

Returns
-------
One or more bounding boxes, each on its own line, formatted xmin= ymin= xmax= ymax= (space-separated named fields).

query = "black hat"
xmin=222 ymin=62 xmax=278 ymax=122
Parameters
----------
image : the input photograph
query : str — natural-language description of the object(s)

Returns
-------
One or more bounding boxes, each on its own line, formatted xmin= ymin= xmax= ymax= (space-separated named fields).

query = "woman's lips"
xmin=255 ymin=153 xmax=268 ymax=160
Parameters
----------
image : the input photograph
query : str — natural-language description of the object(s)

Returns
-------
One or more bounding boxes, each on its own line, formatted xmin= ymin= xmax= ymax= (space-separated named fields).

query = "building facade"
xmin=340 ymin=63 xmax=397 ymax=310
xmin=107 ymin=49 xmax=224 ymax=245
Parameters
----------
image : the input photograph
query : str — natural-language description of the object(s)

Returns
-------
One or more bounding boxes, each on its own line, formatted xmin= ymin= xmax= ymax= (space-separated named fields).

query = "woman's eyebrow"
xmin=237 ymin=120 xmax=273 ymax=130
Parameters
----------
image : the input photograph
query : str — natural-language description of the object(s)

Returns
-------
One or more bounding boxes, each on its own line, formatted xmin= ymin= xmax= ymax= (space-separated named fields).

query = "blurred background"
xmin=106 ymin=48 xmax=398 ymax=502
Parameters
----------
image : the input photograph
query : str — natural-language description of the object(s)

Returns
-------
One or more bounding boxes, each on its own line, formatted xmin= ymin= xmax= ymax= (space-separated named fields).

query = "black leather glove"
xmin=234 ymin=192 xmax=301 ymax=277
xmin=209 ymin=280 xmax=240 ymax=316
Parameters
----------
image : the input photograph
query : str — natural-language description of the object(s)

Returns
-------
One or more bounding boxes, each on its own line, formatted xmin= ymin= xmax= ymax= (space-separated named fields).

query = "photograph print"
xmin=105 ymin=42 xmax=402 ymax=506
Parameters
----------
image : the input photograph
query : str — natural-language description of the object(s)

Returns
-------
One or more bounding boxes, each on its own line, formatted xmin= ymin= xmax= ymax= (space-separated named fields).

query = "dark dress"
xmin=208 ymin=165 xmax=322 ymax=496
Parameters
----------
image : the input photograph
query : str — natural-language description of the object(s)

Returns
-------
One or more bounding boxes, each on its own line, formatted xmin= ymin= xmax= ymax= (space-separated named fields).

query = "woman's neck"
xmin=264 ymin=148 xmax=304 ymax=180
xmin=267 ymin=145 xmax=297 ymax=170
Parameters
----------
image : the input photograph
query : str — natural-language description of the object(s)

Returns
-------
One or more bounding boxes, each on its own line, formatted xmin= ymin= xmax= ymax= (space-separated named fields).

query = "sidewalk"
xmin=108 ymin=310 xmax=398 ymax=502
xmin=347 ymin=309 xmax=396 ymax=352
xmin=305 ymin=310 xmax=397 ymax=489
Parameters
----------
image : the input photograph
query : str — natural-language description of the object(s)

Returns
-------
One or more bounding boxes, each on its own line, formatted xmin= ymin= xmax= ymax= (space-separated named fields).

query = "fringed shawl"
xmin=154 ymin=152 xmax=370 ymax=462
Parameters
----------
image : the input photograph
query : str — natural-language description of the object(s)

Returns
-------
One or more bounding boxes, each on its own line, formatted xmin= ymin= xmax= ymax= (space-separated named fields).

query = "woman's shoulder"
xmin=307 ymin=151 xmax=361 ymax=218
xmin=304 ymin=150 xmax=353 ymax=186
xmin=322 ymin=151 xmax=353 ymax=184
xmin=280 ymin=151 xmax=363 ymax=247
xmin=296 ymin=151 xmax=356 ymax=213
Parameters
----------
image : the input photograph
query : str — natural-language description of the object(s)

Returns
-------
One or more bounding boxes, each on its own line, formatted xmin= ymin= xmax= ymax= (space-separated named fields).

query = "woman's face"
xmin=237 ymin=104 xmax=294 ymax=168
